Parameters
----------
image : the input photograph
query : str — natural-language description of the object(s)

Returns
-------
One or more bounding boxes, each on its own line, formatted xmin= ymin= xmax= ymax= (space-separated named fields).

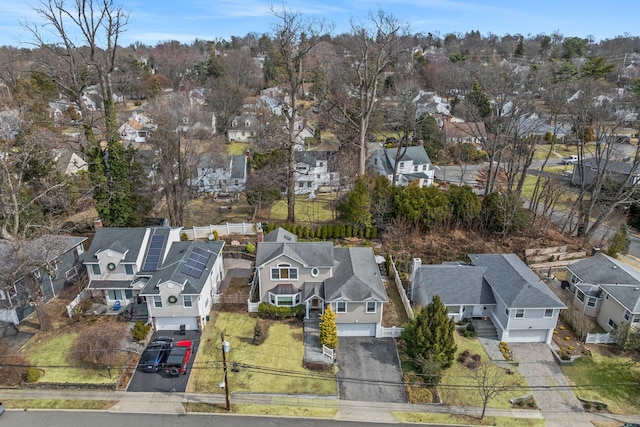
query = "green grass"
xmin=226 ymin=142 xmax=250 ymax=156
xmin=438 ymin=334 xmax=529 ymax=408
xmin=185 ymin=402 xmax=338 ymax=417
xmin=561 ymin=346 xmax=640 ymax=414
xmin=19 ymin=332 xmax=119 ymax=384
xmin=393 ymin=411 xmax=545 ymax=426
xmin=269 ymin=194 xmax=337 ymax=225
xmin=2 ymin=399 xmax=115 ymax=410
xmin=189 ymin=312 xmax=337 ymax=395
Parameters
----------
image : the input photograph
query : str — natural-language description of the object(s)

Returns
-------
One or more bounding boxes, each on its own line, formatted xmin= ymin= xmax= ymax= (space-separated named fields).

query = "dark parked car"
xmin=165 ymin=340 xmax=192 ymax=376
xmin=140 ymin=343 xmax=169 ymax=373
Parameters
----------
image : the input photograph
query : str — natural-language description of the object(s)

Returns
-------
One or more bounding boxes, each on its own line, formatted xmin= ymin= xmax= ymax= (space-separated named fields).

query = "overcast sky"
xmin=1 ymin=0 xmax=638 ymax=48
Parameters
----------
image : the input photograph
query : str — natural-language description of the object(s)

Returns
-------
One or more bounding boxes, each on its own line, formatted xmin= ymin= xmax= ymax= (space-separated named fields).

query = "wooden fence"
xmin=388 ymin=256 xmax=414 ymax=320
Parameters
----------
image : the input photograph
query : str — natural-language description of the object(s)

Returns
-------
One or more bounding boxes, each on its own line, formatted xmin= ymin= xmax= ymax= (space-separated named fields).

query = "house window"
xmin=625 ymin=310 xmax=631 ymax=321
xmin=608 ymin=318 xmax=617 ymax=329
xmin=298 ymin=182 xmax=304 ymax=188
xmin=505 ymin=308 xmax=509 ymax=316
xmin=570 ymin=274 xmax=579 ymax=284
xmin=515 ymin=309 xmax=525 ymax=318
xmin=270 ymin=264 xmax=298 ymax=280
xmin=108 ymin=290 xmax=123 ymax=301
xmin=576 ymin=291 xmax=585 ymax=302
xmin=76 ymin=244 xmax=84 ymax=255
xmin=65 ymin=267 xmax=77 ymax=280
xmin=51 ymin=260 xmax=58 ymax=271
xmin=310 ymin=267 xmax=319 ymax=278
xmin=153 ymin=296 xmax=162 ymax=308
xmin=422 ymin=165 xmax=427 ymax=171
xmin=124 ymin=264 xmax=134 ymax=275
xmin=399 ymin=162 xmax=404 ymax=168
xmin=633 ymin=316 xmax=640 ymax=324
xmin=366 ymin=301 xmax=376 ymax=313
xmin=336 ymin=301 xmax=347 ymax=313
xmin=544 ymin=309 xmax=554 ymax=318
xmin=319 ymin=162 xmax=324 ymax=167
xmin=234 ymin=179 xmax=239 ymax=186
xmin=448 ymin=305 xmax=460 ymax=314
xmin=587 ymin=298 xmax=596 ymax=307
xmin=414 ymin=166 xmax=418 ymax=172
xmin=268 ymin=292 xmax=301 ymax=306
xmin=91 ymin=264 xmax=101 ymax=275
xmin=183 ymin=295 xmax=193 ymax=308
xmin=316 ymin=174 xmax=321 ymax=179
xmin=125 ymin=290 xmax=133 ymax=299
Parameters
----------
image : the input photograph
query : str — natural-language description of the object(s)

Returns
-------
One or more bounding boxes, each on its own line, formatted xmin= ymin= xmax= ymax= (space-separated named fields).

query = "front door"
xmin=311 ymin=298 xmax=319 ymax=309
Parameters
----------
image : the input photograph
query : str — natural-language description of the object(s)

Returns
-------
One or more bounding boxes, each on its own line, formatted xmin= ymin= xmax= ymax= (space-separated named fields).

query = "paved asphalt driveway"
xmin=127 ymin=330 xmax=201 ymax=393
xmin=337 ymin=337 xmax=406 ymax=403
xmin=511 ymin=343 xmax=593 ymax=426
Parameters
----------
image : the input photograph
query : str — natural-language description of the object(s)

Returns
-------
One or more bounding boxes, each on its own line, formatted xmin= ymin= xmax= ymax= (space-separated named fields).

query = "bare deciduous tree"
xmin=70 ymin=319 xmax=130 ymax=365
xmin=469 ymin=358 xmax=519 ymax=420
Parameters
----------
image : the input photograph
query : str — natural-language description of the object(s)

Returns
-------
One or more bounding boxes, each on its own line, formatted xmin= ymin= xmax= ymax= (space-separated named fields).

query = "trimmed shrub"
xmin=25 ymin=367 xmax=42 ymax=383
xmin=245 ymin=242 xmax=256 ymax=253
xmin=253 ymin=319 xmax=267 ymax=345
xmin=257 ymin=302 xmax=304 ymax=319
xmin=131 ymin=321 xmax=151 ymax=341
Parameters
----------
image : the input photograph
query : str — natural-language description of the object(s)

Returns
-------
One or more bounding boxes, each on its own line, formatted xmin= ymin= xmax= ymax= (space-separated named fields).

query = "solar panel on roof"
xmin=181 ymin=247 xmax=212 ymax=278
xmin=142 ymin=232 xmax=168 ymax=271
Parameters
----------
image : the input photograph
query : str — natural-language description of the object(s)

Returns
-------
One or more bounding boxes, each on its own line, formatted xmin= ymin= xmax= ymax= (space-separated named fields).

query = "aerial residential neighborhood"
xmin=2 ymin=1 xmax=640 ymax=426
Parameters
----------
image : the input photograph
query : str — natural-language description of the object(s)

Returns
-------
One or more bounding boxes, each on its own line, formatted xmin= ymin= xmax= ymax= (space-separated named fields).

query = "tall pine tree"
xmin=401 ymin=295 xmax=457 ymax=375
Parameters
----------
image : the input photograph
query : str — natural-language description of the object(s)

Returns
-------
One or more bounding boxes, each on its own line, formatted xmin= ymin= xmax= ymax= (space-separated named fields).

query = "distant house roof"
xmin=469 ymin=254 xmax=566 ymax=309
xmin=294 ymin=150 xmax=337 ymax=167
xmin=442 ymin=121 xmax=487 ymax=140
xmin=412 ymin=265 xmax=495 ymax=307
xmin=263 ymin=228 xmax=298 ymax=243
xmin=368 ymin=145 xmax=433 ymax=177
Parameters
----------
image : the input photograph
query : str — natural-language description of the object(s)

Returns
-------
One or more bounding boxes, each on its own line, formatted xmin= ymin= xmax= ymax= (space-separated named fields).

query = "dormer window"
xmin=232 ymin=120 xmax=238 ymax=127
xmin=245 ymin=120 xmax=250 ymax=127
xmin=399 ymin=162 xmax=404 ymax=168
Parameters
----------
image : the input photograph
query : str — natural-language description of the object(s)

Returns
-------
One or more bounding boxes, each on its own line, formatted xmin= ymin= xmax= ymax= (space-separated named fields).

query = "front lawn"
xmin=438 ymin=334 xmax=529 ymax=408
xmin=394 ymin=412 xmax=544 ymax=427
xmin=19 ymin=330 xmax=121 ymax=384
xmin=561 ymin=345 xmax=640 ymax=414
xmin=189 ymin=311 xmax=337 ymax=395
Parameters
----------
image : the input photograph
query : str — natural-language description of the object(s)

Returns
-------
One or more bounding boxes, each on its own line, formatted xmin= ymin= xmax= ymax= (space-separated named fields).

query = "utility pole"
xmin=221 ymin=332 xmax=231 ymax=411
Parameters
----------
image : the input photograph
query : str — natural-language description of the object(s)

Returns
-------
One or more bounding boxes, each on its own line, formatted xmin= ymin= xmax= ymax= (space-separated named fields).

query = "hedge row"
xmin=262 ymin=222 xmax=377 ymax=240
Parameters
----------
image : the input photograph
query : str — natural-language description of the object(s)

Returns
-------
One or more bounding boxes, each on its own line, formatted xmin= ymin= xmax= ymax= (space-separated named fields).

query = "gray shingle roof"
xmin=140 ymin=241 xmax=224 ymax=296
xmin=412 ymin=265 xmax=495 ymax=307
xmin=567 ymin=253 xmax=640 ymax=285
xmin=324 ymin=247 xmax=387 ymax=302
xmin=230 ymin=155 xmax=247 ymax=179
xmin=263 ymin=228 xmax=298 ymax=243
xmin=385 ymin=146 xmax=432 ymax=166
xmin=87 ymin=227 xmax=149 ymax=263
xmin=256 ymin=241 xmax=334 ymax=268
xmin=469 ymin=254 xmax=566 ymax=309
xmin=600 ymin=284 xmax=640 ymax=312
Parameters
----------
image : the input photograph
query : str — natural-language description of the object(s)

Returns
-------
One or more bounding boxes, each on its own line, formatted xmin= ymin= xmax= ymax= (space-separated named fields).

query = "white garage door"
xmin=337 ymin=323 xmax=376 ymax=337
xmin=155 ymin=316 xmax=198 ymax=331
xmin=507 ymin=329 xmax=548 ymax=343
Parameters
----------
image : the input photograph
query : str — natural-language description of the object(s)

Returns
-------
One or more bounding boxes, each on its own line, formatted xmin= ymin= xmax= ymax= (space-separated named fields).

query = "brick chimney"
xmin=93 ymin=218 xmax=103 ymax=230
xmin=256 ymin=228 xmax=264 ymax=243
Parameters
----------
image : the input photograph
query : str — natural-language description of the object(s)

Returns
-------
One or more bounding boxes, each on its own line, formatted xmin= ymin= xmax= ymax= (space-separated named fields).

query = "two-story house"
xmin=0 ymin=235 xmax=87 ymax=325
xmin=84 ymin=226 xmax=225 ymax=331
xmin=442 ymin=120 xmax=487 ymax=148
xmin=565 ymin=253 xmax=640 ymax=333
xmin=228 ymin=115 xmax=259 ymax=143
xmin=294 ymin=151 xmax=340 ymax=195
xmin=252 ymin=228 xmax=388 ymax=337
xmin=119 ymin=111 xmax=156 ymax=148
xmin=411 ymin=254 xmax=566 ymax=343
xmin=367 ymin=145 xmax=434 ymax=187
xmin=192 ymin=155 xmax=248 ymax=194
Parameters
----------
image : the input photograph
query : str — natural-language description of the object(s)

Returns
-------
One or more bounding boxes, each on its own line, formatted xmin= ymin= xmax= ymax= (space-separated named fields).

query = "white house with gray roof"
xmin=566 ymin=253 xmax=640 ymax=333
xmin=192 ymin=155 xmax=247 ymax=194
xmin=252 ymin=228 xmax=388 ymax=337
xmin=294 ymin=150 xmax=340 ymax=195
xmin=367 ymin=145 xmax=434 ymax=188
xmin=411 ymin=254 xmax=566 ymax=343
xmin=84 ymin=226 xmax=225 ymax=331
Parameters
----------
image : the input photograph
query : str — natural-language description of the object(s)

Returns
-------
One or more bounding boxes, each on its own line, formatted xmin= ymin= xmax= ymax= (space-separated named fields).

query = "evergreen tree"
xmin=607 ymin=224 xmax=631 ymax=258
xmin=336 ymin=178 xmax=372 ymax=227
xmin=319 ymin=305 xmax=338 ymax=349
xmin=514 ymin=36 xmax=524 ymax=58
xmin=401 ymin=295 xmax=457 ymax=379
xmin=468 ymin=79 xmax=491 ymax=119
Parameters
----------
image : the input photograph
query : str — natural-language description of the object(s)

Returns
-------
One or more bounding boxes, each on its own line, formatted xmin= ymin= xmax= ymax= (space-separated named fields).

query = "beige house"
xmin=252 ymin=228 xmax=388 ymax=337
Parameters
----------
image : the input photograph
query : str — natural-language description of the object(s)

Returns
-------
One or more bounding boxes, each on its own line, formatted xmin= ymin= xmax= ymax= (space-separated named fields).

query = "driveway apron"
xmin=511 ymin=343 xmax=592 ymax=426
xmin=337 ymin=337 xmax=406 ymax=403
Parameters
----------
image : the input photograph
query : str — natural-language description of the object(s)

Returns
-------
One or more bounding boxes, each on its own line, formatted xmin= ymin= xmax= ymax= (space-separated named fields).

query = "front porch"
xmin=84 ymin=301 xmax=148 ymax=322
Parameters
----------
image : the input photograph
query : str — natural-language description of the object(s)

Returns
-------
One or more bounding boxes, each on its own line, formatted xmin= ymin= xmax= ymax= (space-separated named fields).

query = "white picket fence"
xmin=323 ymin=345 xmax=335 ymax=362
xmin=380 ymin=326 xmax=404 ymax=338
xmin=66 ymin=289 xmax=92 ymax=318
xmin=585 ymin=332 xmax=616 ymax=344
xmin=181 ymin=222 xmax=261 ymax=240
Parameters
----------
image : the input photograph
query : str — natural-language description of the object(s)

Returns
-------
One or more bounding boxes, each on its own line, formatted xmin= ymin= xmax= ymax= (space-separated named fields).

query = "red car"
xmin=165 ymin=340 xmax=192 ymax=376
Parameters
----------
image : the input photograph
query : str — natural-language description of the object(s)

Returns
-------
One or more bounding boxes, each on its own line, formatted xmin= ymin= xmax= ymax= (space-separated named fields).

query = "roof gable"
xmin=324 ymin=247 xmax=387 ymax=302
xmin=412 ymin=265 xmax=494 ymax=307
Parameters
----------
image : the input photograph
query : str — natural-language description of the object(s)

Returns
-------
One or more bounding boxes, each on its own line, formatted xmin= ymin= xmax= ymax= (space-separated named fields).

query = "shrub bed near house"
xmin=257 ymin=302 xmax=305 ymax=319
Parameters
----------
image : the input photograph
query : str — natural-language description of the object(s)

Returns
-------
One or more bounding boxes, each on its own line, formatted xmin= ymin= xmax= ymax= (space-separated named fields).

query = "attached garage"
xmin=155 ymin=316 xmax=199 ymax=331
xmin=337 ymin=323 xmax=376 ymax=337
xmin=506 ymin=328 xmax=548 ymax=343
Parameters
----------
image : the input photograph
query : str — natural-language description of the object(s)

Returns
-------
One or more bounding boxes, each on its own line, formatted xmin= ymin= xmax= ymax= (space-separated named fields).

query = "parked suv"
xmin=562 ymin=155 xmax=579 ymax=164
xmin=140 ymin=342 xmax=170 ymax=373
xmin=165 ymin=340 xmax=192 ymax=376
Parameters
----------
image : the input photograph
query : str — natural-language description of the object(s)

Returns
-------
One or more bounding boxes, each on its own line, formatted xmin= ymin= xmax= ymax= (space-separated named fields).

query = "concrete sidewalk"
xmin=2 ymin=388 xmax=640 ymax=425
